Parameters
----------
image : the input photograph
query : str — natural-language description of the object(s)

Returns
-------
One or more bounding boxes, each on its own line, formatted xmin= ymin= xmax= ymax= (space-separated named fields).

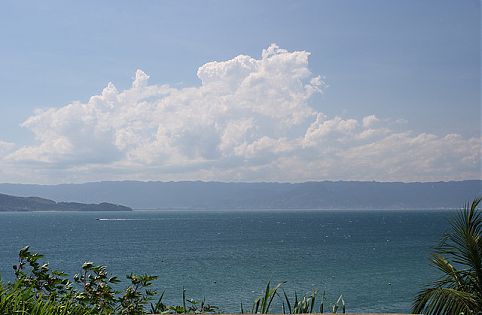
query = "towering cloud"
xmin=1 ymin=44 xmax=480 ymax=183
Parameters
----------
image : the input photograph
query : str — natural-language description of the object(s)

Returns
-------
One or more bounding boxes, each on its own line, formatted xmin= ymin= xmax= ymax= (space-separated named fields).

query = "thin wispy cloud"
xmin=1 ymin=44 xmax=480 ymax=183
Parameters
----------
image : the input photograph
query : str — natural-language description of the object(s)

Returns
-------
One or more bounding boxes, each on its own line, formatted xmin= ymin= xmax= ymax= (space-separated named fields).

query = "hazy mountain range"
xmin=0 ymin=193 xmax=132 ymax=212
xmin=0 ymin=180 xmax=480 ymax=210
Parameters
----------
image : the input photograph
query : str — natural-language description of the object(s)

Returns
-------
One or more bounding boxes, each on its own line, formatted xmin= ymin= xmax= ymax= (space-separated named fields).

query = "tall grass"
xmin=244 ymin=281 xmax=345 ymax=314
xmin=0 ymin=282 xmax=95 ymax=315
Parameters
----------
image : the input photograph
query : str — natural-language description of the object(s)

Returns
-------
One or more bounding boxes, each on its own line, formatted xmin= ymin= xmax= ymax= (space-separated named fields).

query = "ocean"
xmin=0 ymin=209 xmax=454 ymax=313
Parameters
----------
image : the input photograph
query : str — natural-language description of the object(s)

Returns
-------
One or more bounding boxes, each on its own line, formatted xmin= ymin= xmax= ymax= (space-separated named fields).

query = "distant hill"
xmin=0 ymin=180 xmax=480 ymax=210
xmin=0 ymin=193 xmax=132 ymax=212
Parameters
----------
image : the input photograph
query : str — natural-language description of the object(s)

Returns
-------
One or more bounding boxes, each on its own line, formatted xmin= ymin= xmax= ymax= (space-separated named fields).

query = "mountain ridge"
xmin=0 ymin=180 xmax=480 ymax=210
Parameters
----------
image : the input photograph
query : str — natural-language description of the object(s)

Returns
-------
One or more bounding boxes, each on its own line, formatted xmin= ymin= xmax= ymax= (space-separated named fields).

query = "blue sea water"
xmin=0 ymin=209 xmax=454 ymax=313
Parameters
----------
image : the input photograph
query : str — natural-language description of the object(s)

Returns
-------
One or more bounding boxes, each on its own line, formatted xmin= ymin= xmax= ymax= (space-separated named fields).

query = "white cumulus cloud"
xmin=1 ymin=44 xmax=480 ymax=183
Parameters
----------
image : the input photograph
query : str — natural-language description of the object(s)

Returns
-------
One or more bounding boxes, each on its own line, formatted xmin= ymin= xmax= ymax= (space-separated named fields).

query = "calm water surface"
xmin=0 ymin=210 xmax=453 ymax=313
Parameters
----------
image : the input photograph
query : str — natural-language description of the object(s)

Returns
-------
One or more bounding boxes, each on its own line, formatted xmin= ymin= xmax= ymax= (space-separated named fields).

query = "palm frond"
xmin=412 ymin=287 xmax=476 ymax=315
xmin=412 ymin=197 xmax=482 ymax=314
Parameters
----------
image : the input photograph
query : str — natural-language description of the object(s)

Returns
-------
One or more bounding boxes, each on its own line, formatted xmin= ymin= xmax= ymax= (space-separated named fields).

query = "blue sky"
xmin=0 ymin=0 xmax=480 ymax=183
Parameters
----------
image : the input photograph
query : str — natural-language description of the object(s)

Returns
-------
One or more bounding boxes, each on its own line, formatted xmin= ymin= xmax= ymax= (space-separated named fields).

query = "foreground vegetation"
xmin=412 ymin=197 xmax=482 ymax=315
xmin=0 ymin=246 xmax=345 ymax=314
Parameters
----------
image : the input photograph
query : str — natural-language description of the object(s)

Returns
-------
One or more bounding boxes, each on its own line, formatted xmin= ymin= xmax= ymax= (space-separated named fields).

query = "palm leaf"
xmin=412 ymin=197 xmax=482 ymax=314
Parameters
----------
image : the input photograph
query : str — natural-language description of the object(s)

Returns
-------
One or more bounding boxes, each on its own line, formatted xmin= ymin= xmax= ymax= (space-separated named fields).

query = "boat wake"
xmin=96 ymin=218 xmax=148 ymax=221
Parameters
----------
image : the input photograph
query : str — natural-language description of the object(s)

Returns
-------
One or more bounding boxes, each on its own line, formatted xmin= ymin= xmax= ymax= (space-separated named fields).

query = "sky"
xmin=0 ymin=0 xmax=480 ymax=184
